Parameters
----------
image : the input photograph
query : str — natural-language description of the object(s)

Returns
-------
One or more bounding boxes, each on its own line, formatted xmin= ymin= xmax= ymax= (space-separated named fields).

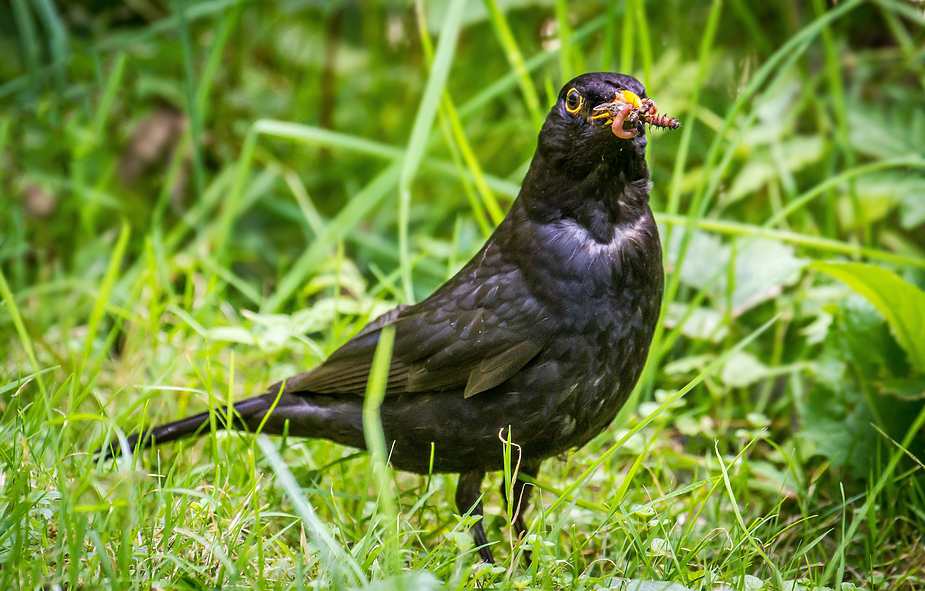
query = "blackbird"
xmin=101 ymin=72 xmax=668 ymax=564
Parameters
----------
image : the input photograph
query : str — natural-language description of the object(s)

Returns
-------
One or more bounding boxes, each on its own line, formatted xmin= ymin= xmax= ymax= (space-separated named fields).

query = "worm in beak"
xmin=592 ymin=91 xmax=681 ymax=139
xmin=611 ymin=103 xmax=639 ymax=139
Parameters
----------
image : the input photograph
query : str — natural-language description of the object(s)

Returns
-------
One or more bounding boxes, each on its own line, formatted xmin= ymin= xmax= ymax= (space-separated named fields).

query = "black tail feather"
xmin=97 ymin=396 xmax=272 ymax=460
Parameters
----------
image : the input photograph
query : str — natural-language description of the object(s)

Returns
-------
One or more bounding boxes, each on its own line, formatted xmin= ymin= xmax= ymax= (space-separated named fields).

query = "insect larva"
xmin=644 ymin=113 xmax=681 ymax=130
xmin=637 ymin=97 xmax=680 ymax=129
xmin=593 ymin=94 xmax=681 ymax=131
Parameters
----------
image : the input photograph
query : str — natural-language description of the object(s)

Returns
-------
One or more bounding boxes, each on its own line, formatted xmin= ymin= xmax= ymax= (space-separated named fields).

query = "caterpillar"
xmin=638 ymin=97 xmax=681 ymax=130
xmin=644 ymin=112 xmax=681 ymax=130
xmin=594 ymin=94 xmax=681 ymax=131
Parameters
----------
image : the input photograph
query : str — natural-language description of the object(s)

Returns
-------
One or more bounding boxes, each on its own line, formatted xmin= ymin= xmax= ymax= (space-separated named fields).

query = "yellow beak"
xmin=619 ymin=90 xmax=642 ymax=110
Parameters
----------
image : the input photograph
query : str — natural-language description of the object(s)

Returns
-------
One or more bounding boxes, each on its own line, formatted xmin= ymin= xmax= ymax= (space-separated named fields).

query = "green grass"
xmin=2 ymin=1 xmax=925 ymax=589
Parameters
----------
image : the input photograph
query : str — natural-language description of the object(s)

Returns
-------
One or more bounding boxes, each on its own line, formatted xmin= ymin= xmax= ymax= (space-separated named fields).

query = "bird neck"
xmin=518 ymin=149 xmax=650 ymax=243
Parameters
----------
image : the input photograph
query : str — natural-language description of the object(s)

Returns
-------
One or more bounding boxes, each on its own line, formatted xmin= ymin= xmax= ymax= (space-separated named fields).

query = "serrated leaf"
xmin=800 ymin=311 xmax=833 ymax=345
xmin=731 ymin=239 xmax=808 ymax=309
xmin=666 ymin=303 xmax=728 ymax=342
xmin=841 ymin=173 xmax=925 ymax=229
xmin=880 ymin=377 xmax=925 ymax=400
xmin=848 ymin=103 xmax=925 ymax=160
xmin=671 ymin=232 xmax=807 ymax=311
xmin=727 ymin=136 xmax=823 ymax=203
xmin=900 ymin=186 xmax=925 ymax=228
xmin=613 ymin=580 xmax=694 ymax=591
xmin=445 ymin=531 xmax=472 ymax=550
xmin=727 ymin=160 xmax=775 ymax=204
xmin=721 ymin=351 xmax=771 ymax=388
xmin=813 ymin=262 xmax=925 ymax=372
xmin=361 ymin=572 xmax=443 ymax=591
xmin=780 ymin=580 xmax=810 ymax=591
xmin=203 ymin=326 xmax=259 ymax=345
xmin=669 ymin=230 xmax=727 ymax=291
xmin=663 ymin=354 xmax=714 ymax=376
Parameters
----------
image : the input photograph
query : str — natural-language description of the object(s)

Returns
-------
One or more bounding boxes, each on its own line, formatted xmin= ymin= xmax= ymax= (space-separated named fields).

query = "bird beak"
xmin=591 ymin=90 xmax=646 ymax=140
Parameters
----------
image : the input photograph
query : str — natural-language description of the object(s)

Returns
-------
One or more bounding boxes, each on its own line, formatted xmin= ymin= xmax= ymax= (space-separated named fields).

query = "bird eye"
xmin=565 ymin=88 xmax=582 ymax=114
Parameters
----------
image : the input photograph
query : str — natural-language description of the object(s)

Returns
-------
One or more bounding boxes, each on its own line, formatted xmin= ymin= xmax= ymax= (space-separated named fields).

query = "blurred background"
xmin=1 ymin=1 xmax=925 ymax=589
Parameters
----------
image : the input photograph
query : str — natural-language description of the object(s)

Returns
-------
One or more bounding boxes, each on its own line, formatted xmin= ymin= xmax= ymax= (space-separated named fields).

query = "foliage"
xmin=2 ymin=0 xmax=925 ymax=590
xmin=814 ymin=262 xmax=925 ymax=372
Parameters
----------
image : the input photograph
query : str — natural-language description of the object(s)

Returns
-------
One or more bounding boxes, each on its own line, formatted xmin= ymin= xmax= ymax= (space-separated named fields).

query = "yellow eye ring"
xmin=565 ymin=88 xmax=583 ymax=114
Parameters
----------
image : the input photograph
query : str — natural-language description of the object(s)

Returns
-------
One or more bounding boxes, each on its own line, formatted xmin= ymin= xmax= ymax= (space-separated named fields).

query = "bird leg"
xmin=456 ymin=469 xmax=494 ymax=563
xmin=500 ymin=461 xmax=540 ymax=565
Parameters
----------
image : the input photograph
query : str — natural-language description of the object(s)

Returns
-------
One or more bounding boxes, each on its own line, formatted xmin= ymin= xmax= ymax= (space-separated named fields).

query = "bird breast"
xmin=526 ymin=210 xmax=658 ymax=305
xmin=553 ymin=216 xmax=648 ymax=260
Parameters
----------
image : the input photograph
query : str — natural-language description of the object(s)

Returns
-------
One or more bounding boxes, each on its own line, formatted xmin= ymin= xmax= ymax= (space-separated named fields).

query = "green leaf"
xmin=666 ymin=303 xmax=728 ymax=342
xmin=813 ymin=262 xmax=925 ymax=372
xmin=731 ymin=238 xmax=807 ymax=308
xmin=361 ymin=572 xmax=443 ymax=591
xmin=841 ymin=173 xmax=925 ymax=229
xmin=671 ymin=231 xmax=807 ymax=310
xmin=614 ymin=580 xmax=694 ymax=591
xmin=880 ymin=377 xmax=925 ymax=401
xmin=727 ymin=136 xmax=824 ymax=203
xmin=848 ymin=102 xmax=925 ymax=160
xmin=900 ymin=185 xmax=925 ymax=228
xmin=721 ymin=351 xmax=771 ymax=388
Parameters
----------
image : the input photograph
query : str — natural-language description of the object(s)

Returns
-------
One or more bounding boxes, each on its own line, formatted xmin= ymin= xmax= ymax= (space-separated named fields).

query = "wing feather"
xmin=463 ymin=339 xmax=544 ymax=398
xmin=278 ymin=240 xmax=553 ymax=399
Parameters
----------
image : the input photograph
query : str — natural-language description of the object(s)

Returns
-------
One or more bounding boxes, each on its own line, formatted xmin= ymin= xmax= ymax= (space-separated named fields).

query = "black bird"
xmin=102 ymin=72 xmax=667 ymax=564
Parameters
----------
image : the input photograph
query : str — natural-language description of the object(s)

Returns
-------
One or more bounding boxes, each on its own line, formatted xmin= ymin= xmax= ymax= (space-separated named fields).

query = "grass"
xmin=2 ymin=0 xmax=925 ymax=589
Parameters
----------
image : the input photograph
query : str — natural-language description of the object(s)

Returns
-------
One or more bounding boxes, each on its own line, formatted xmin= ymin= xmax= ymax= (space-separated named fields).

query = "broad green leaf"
xmin=671 ymin=230 xmax=807 ymax=310
xmin=721 ymin=351 xmax=771 ymax=388
xmin=731 ymin=239 xmax=807 ymax=308
xmin=839 ymin=173 xmax=925 ymax=229
xmin=663 ymin=354 xmax=714 ymax=376
xmin=669 ymin=229 xmax=725 ymax=291
xmin=900 ymin=186 xmax=925 ymax=228
xmin=613 ymin=580 xmax=694 ymax=591
xmin=848 ymin=102 xmax=925 ymax=160
xmin=881 ymin=377 xmax=925 ymax=401
xmin=727 ymin=136 xmax=823 ymax=203
xmin=813 ymin=262 xmax=925 ymax=372
xmin=361 ymin=572 xmax=443 ymax=591
xmin=666 ymin=303 xmax=728 ymax=342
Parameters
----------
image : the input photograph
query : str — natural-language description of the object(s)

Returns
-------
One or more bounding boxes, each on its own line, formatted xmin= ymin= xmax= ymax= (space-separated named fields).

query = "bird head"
xmin=538 ymin=72 xmax=654 ymax=175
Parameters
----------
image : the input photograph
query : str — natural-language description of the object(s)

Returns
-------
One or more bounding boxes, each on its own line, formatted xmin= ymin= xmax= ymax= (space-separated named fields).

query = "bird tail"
xmin=98 ymin=395 xmax=274 ymax=460
xmin=98 ymin=392 xmax=367 ymax=460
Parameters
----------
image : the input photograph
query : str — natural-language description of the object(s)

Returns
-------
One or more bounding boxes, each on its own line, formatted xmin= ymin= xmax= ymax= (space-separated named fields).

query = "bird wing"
xmin=277 ymin=257 xmax=551 ymax=398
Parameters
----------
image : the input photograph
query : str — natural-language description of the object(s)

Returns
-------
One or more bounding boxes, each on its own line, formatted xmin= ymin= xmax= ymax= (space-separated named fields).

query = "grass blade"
xmin=362 ymin=325 xmax=399 ymax=573
xmin=80 ymin=219 xmax=131 ymax=373
xmin=482 ymin=0 xmax=545 ymax=130
xmin=399 ymin=0 xmax=469 ymax=302
xmin=176 ymin=0 xmax=207 ymax=200
xmin=92 ymin=54 xmax=126 ymax=137
xmin=263 ymin=163 xmax=402 ymax=312
xmin=0 ymin=266 xmax=47 ymax=398
xmin=258 ymin=434 xmax=366 ymax=588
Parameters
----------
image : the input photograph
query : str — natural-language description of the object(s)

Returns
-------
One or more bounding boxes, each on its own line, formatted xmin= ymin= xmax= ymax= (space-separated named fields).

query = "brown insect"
xmin=593 ymin=93 xmax=681 ymax=131
xmin=637 ymin=97 xmax=681 ymax=130
xmin=644 ymin=112 xmax=681 ymax=130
